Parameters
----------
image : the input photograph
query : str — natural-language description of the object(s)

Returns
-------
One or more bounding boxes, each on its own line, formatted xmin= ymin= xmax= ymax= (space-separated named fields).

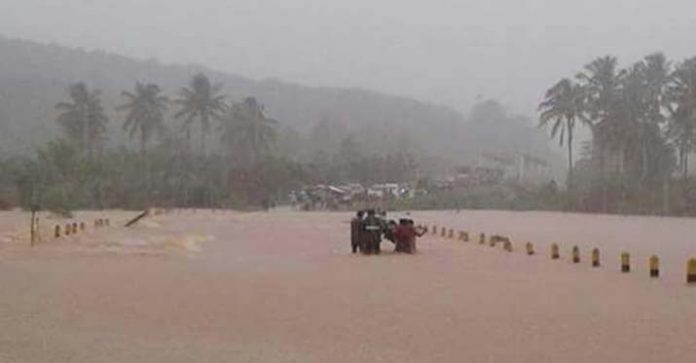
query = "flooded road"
xmin=1 ymin=209 xmax=696 ymax=362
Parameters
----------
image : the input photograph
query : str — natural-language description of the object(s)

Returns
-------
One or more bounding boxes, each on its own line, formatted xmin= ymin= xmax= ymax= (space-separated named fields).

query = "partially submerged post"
xmin=621 ymin=252 xmax=631 ymax=273
xmin=649 ymin=255 xmax=659 ymax=278
xmin=591 ymin=248 xmax=600 ymax=267
xmin=551 ymin=243 xmax=559 ymax=260
xmin=687 ymin=259 xmax=696 ymax=284
xmin=54 ymin=225 xmax=61 ymax=238
xmin=572 ymin=246 xmax=580 ymax=263
xmin=503 ymin=241 xmax=512 ymax=252
xmin=525 ymin=242 xmax=534 ymax=255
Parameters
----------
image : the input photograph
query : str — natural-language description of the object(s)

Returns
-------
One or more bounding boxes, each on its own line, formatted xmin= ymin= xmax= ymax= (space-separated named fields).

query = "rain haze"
xmin=4 ymin=1 xmax=696 ymax=362
xmin=3 ymin=0 xmax=696 ymax=115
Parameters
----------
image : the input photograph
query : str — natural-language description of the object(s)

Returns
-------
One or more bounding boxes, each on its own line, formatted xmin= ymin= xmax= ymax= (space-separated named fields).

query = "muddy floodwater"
xmin=2 ymin=209 xmax=696 ymax=362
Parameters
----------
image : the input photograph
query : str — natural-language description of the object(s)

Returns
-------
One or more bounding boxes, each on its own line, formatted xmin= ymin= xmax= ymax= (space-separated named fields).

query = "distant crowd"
xmin=350 ymin=209 xmax=427 ymax=255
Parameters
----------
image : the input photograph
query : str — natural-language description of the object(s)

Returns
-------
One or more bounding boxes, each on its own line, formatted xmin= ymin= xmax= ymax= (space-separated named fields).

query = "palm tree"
xmin=637 ymin=53 xmax=671 ymax=181
xmin=576 ymin=56 xmax=624 ymax=211
xmin=221 ymin=97 xmax=278 ymax=166
xmin=174 ymin=73 xmax=226 ymax=155
xmin=55 ymin=82 xmax=108 ymax=158
xmin=666 ymin=57 xmax=696 ymax=182
xmin=576 ymin=56 xmax=624 ymax=149
xmin=116 ymin=82 xmax=169 ymax=155
xmin=539 ymin=78 xmax=583 ymax=188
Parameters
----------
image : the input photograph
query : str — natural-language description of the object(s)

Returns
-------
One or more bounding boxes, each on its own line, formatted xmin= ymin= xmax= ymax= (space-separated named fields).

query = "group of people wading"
xmin=350 ymin=209 xmax=427 ymax=254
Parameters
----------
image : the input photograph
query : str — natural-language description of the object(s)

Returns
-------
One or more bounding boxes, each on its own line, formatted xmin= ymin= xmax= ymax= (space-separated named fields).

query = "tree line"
xmin=539 ymin=53 xmax=696 ymax=214
xmin=0 ymin=72 xmax=418 ymax=213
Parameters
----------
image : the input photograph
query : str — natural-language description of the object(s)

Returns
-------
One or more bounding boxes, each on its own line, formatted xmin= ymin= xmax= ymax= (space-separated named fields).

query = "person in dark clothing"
xmin=350 ymin=210 xmax=365 ymax=254
xmin=362 ymin=209 xmax=382 ymax=255
xmin=383 ymin=220 xmax=397 ymax=245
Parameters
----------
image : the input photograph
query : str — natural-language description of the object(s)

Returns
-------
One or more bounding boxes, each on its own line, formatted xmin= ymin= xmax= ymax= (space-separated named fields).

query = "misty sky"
xmin=2 ymin=0 xmax=696 ymax=117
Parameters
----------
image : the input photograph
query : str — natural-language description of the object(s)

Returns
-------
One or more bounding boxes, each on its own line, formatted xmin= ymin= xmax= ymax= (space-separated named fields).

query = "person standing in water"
xmin=362 ymin=209 xmax=382 ymax=254
xmin=350 ymin=210 xmax=365 ymax=254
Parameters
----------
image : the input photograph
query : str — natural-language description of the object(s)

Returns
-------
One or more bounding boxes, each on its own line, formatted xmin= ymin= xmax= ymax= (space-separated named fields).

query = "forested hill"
xmin=0 ymin=35 xmax=556 ymax=171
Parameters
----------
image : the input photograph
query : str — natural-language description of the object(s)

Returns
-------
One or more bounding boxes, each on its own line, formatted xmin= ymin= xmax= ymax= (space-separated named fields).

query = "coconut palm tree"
xmin=55 ymin=82 xmax=108 ymax=158
xmin=575 ymin=56 xmax=625 ymax=211
xmin=666 ymin=57 xmax=696 ymax=182
xmin=576 ymin=56 xmax=624 ymax=148
xmin=174 ymin=73 xmax=226 ymax=155
xmin=221 ymin=97 xmax=277 ymax=166
xmin=116 ymin=82 xmax=169 ymax=155
xmin=538 ymin=78 xmax=583 ymax=188
xmin=636 ymin=53 xmax=671 ymax=181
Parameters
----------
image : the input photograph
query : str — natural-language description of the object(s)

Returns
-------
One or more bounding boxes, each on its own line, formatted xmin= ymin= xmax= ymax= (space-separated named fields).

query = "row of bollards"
xmin=430 ymin=224 xmax=696 ymax=284
xmin=53 ymin=217 xmax=110 ymax=239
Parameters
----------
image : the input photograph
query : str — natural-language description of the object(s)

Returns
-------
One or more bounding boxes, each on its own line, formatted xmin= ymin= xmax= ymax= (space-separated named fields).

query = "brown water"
xmin=1 ymin=209 xmax=695 ymax=362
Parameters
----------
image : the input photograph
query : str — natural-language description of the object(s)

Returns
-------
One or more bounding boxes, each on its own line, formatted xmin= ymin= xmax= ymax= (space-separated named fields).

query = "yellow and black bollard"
xmin=65 ymin=224 xmax=71 ymax=236
xmin=621 ymin=252 xmax=631 ymax=273
xmin=649 ymin=255 xmax=659 ymax=278
xmin=551 ymin=243 xmax=559 ymax=260
xmin=687 ymin=259 xmax=696 ymax=284
xmin=441 ymin=227 xmax=446 ymax=237
xmin=503 ymin=241 xmax=512 ymax=252
xmin=526 ymin=242 xmax=534 ymax=255
xmin=54 ymin=225 xmax=61 ymax=238
xmin=572 ymin=246 xmax=580 ymax=263
xmin=479 ymin=233 xmax=486 ymax=245
xmin=591 ymin=248 xmax=600 ymax=267
xmin=72 ymin=222 xmax=78 ymax=234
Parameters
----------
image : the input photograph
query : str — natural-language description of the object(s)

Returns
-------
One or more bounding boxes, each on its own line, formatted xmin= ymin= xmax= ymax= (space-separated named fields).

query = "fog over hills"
xmin=0 ymin=35 xmax=559 ymax=174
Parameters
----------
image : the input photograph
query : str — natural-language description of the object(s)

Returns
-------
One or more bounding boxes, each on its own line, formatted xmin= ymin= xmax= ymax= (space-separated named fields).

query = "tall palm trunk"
xmin=641 ymin=142 xmax=649 ymax=182
xmin=683 ymin=150 xmax=689 ymax=182
xmin=82 ymin=103 xmax=90 ymax=158
xmin=200 ymin=114 xmax=209 ymax=156
xmin=566 ymin=122 xmax=574 ymax=190
xmin=141 ymin=131 xmax=152 ymax=204
xmin=599 ymin=146 xmax=607 ymax=213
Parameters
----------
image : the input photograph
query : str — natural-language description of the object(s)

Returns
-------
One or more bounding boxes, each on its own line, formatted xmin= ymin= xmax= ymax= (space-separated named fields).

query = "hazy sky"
xmin=2 ymin=0 xmax=696 ymax=116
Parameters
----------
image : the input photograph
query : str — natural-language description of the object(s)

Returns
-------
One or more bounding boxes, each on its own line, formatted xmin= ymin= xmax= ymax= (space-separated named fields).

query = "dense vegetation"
xmin=0 ymin=36 xmax=557 ymax=213
xmin=0 ymin=73 xmax=423 ymax=212
xmin=538 ymin=53 xmax=696 ymax=215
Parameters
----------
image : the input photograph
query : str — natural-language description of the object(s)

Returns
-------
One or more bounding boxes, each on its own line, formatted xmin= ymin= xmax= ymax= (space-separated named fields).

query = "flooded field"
xmin=1 ymin=209 xmax=696 ymax=362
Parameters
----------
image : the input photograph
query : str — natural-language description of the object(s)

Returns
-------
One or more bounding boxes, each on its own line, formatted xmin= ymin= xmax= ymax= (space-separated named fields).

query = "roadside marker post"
xmin=551 ymin=243 xmax=560 ymax=260
xmin=621 ymin=252 xmax=631 ymax=273
xmin=649 ymin=256 xmax=659 ymax=278
xmin=592 ymin=248 xmax=600 ymax=267
xmin=572 ymin=246 xmax=580 ymax=264
xmin=526 ymin=242 xmax=534 ymax=255
xmin=687 ymin=259 xmax=696 ymax=284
